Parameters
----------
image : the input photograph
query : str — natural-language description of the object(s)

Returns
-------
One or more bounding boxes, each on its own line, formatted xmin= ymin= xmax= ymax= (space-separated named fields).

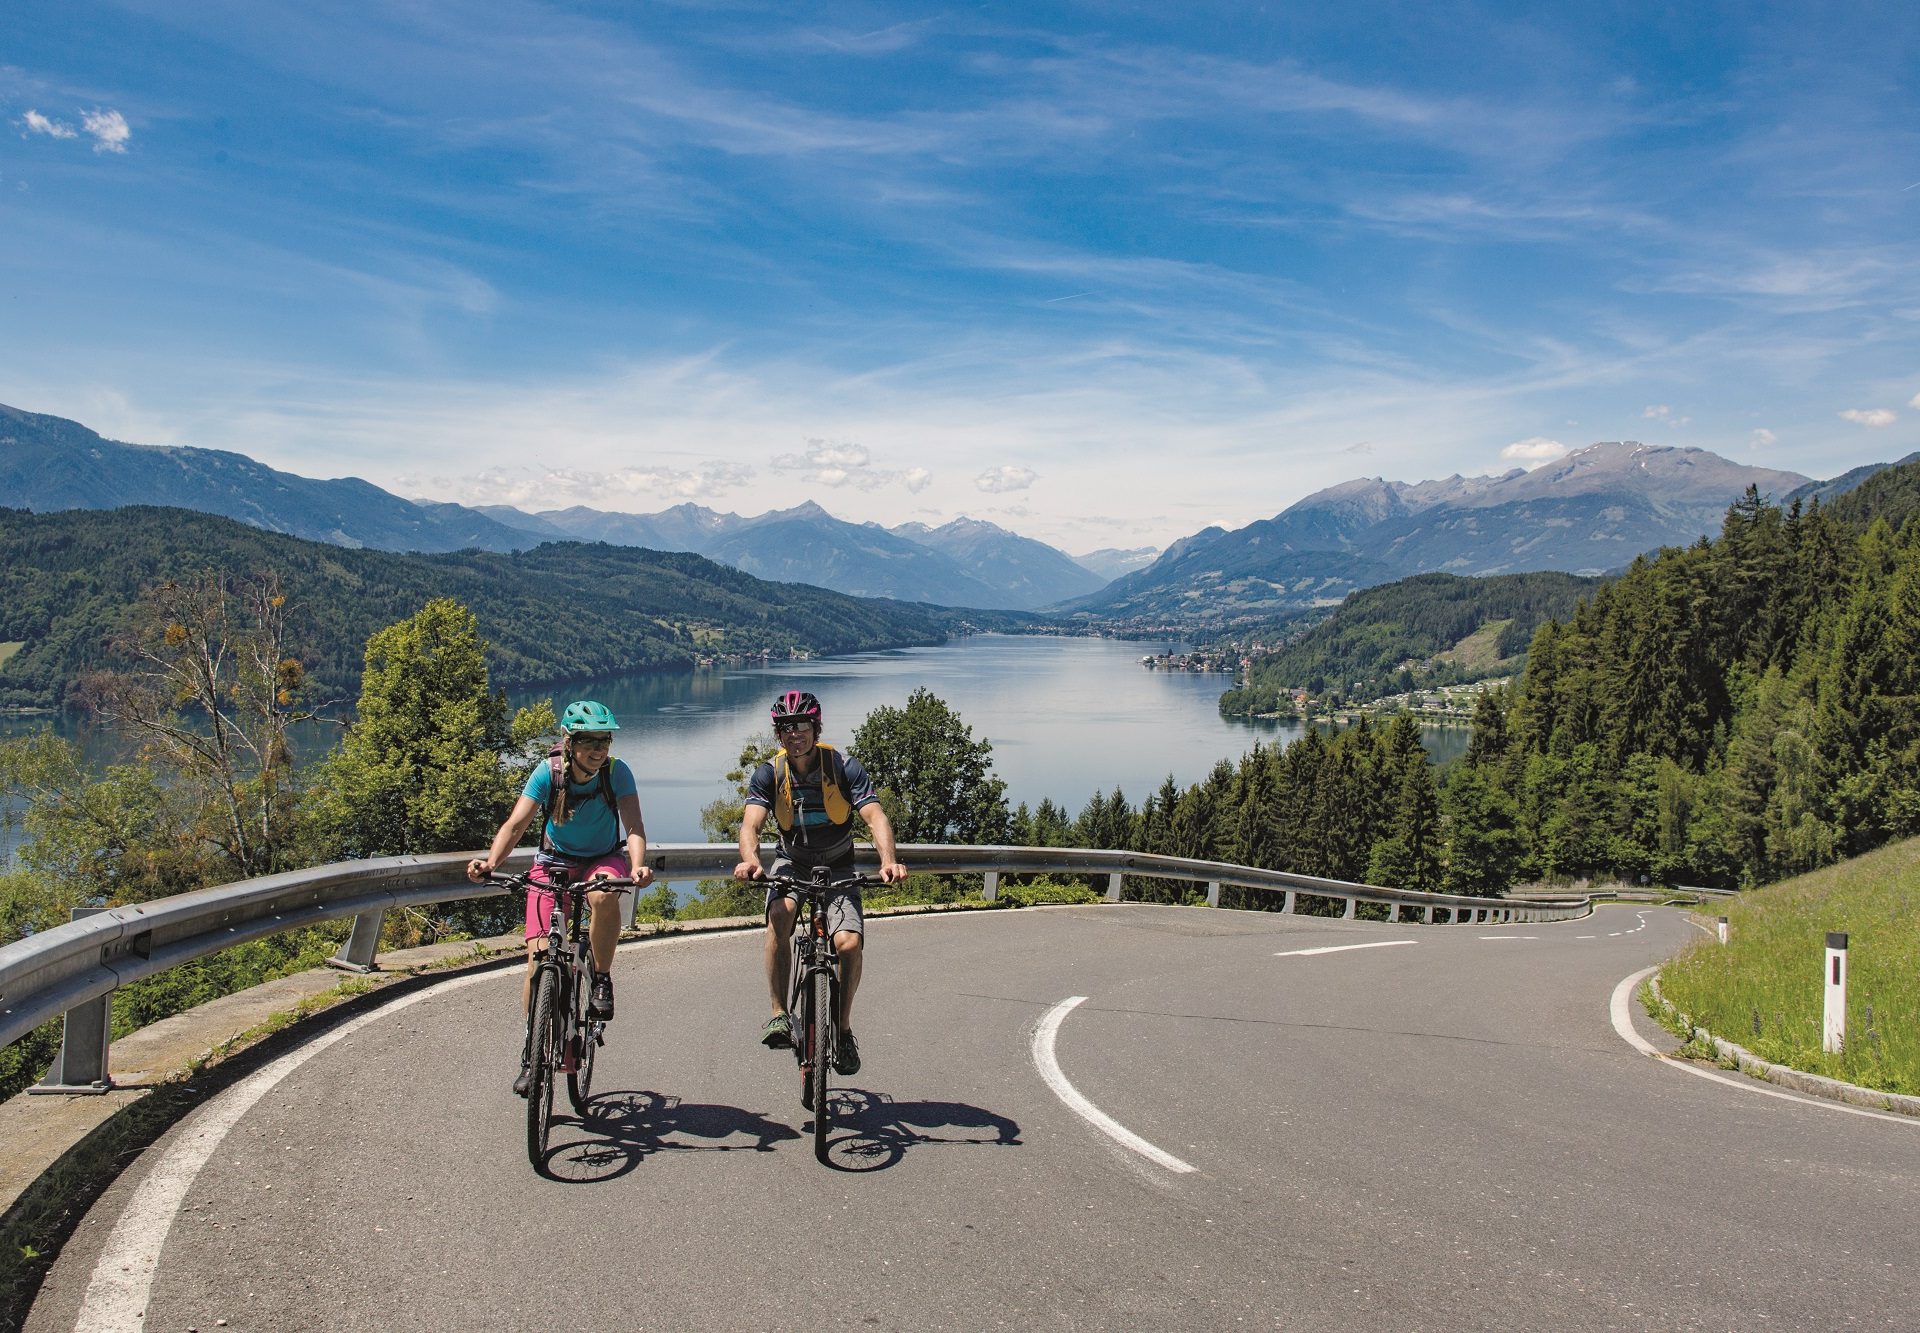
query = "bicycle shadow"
xmin=540 ymin=1089 xmax=801 ymax=1182
xmin=815 ymin=1088 xmax=1024 ymax=1174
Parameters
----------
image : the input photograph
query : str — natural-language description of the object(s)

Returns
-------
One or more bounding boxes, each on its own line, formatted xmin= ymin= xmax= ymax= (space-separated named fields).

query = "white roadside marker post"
xmin=1717 ymin=915 xmax=1729 ymax=944
xmin=1823 ymin=931 xmax=1848 ymax=1055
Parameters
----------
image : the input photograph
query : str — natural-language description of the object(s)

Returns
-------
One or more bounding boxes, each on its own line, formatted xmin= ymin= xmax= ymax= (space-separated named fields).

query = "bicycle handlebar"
xmin=484 ymin=870 xmax=641 ymax=893
xmin=753 ymin=871 xmax=885 ymax=894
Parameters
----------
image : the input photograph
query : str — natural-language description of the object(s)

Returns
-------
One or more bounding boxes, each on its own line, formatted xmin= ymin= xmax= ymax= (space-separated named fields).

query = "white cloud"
xmin=976 ymin=464 xmax=1037 ymax=493
xmin=80 ymin=109 xmax=130 ymax=154
xmin=1909 ymin=392 xmax=1920 ymax=410
xmin=1751 ymin=428 xmax=1777 ymax=448
xmin=21 ymin=110 xmax=76 ymax=140
xmin=1840 ymin=408 xmax=1896 ymax=427
xmin=1642 ymin=404 xmax=1689 ymax=425
xmin=420 ymin=460 xmax=754 ymax=508
xmin=1501 ymin=436 xmax=1568 ymax=466
xmin=771 ymin=437 xmax=925 ymax=492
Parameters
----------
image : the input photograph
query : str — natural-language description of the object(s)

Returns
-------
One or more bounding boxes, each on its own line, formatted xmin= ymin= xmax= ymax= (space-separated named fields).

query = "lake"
xmin=507 ymin=634 xmax=1468 ymax=843
xmin=2 ymin=634 xmax=1468 ymax=858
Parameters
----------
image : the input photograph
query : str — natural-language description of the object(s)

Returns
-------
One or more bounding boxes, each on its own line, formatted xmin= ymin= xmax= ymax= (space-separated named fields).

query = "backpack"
xmin=539 ymin=743 xmax=618 ymax=852
xmin=771 ymin=743 xmax=853 ymax=834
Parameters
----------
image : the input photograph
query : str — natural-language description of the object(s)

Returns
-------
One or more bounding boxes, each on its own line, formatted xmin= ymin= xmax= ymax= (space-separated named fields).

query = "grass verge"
xmin=1656 ymin=836 xmax=1920 ymax=1095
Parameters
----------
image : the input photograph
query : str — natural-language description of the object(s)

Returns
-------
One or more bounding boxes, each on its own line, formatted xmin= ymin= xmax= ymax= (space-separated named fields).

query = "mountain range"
xmin=1063 ymin=442 xmax=1816 ymax=623
xmin=0 ymin=404 xmax=1105 ymax=611
xmin=4 ymin=403 xmax=1890 ymax=627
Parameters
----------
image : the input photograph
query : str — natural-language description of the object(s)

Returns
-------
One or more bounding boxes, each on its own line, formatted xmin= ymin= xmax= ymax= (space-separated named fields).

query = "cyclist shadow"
xmin=816 ymin=1089 xmax=1023 ymax=1174
xmin=541 ymin=1090 xmax=801 ymax=1183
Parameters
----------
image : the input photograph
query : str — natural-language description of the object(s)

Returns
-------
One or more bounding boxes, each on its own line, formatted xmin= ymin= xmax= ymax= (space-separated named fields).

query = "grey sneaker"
xmin=834 ymin=1031 xmax=861 ymax=1077
xmin=761 ymin=1012 xmax=793 ymax=1050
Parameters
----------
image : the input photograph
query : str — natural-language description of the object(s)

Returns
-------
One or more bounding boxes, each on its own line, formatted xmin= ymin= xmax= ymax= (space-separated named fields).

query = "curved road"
xmin=25 ymin=903 xmax=1920 ymax=1331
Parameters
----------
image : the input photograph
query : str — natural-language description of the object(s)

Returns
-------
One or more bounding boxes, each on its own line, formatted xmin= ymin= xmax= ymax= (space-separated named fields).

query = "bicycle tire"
xmin=810 ymin=967 xmax=832 ymax=1160
xmin=568 ymin=1014 xmax=599 ymax=1114
xmin=527 ymin=967 xmax=560 ymax=1170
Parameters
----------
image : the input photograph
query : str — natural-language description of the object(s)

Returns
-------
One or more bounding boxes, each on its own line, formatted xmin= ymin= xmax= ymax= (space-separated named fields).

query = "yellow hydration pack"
xmin=772 ymin=743 xmax=853 ymax=831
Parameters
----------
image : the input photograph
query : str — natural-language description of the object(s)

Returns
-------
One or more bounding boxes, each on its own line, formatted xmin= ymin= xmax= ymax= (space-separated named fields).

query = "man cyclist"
xmin=467 ymin=699 xmax=653 ymax=1094
xmin=733 ymin=689 xmax=907 ymax=1077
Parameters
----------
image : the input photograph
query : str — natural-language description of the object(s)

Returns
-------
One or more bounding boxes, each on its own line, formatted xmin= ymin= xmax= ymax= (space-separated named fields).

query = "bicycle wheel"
xmin=568 ymin=1006 xmax=599 ymax=1115
xmin=526 ymin=967 xmax=560 ymax=1169
xmin=809 ymin=967 xmax=832 ymax=1160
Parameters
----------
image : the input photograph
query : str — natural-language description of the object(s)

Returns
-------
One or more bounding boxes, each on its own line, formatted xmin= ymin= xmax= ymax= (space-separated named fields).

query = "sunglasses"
xmin=572 ymin=734 xmax=613 ymax=750
xmin=773 ymin=720 xmax=814 ymax=734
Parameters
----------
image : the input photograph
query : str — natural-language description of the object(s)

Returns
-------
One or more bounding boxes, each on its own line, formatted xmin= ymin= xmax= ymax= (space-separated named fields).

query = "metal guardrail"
xmin=2 ymin=843 xmax=1590 ymax=1092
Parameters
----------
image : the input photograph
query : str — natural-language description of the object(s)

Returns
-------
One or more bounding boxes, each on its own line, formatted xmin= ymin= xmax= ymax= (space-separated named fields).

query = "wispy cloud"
xmin=1840 ymin=407 xmax=1896 ymax=427
xmin=80 ymin=108 xmax=130 ymax=154
xmin=976 ymin=464 xmax=1037 ymax=493
xmin=18 ymin=107 xmax=130 ymax=153
xmin=1751 ymin=428 xmax=1777 ymax=447
xmin=771 ymin=438 xmax=927 ymax=492
xmin=21 ymin=109 xmax=76 ymax=140
xmin=1642 ymin=403 xmax=1690 ymax=425
xmin=1502 ymin=437 xmax=1569 ymax=466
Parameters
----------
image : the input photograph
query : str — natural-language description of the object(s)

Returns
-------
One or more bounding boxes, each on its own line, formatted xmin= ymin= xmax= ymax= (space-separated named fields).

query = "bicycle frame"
xmin=493 ymin=868 xmax=635 ymax=1171
xmin=765 ymin=867 xmax=879 ymax=1160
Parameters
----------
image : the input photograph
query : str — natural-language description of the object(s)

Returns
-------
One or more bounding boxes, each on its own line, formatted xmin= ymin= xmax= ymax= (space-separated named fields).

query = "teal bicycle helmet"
xmin=560 ymin=700 xmax=620 ymax=733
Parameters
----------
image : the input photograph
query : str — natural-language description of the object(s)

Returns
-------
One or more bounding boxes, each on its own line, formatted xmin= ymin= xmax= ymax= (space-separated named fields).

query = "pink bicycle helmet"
xmin=771 ymin=689 xmax=822 ymax=728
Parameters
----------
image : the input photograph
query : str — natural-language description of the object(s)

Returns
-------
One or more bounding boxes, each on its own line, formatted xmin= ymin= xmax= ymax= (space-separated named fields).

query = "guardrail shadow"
xmin=817 ymin=1089 xmax=1023 ymax=1173
xmin=540 ymin=1089 xmax=801 ymax=1182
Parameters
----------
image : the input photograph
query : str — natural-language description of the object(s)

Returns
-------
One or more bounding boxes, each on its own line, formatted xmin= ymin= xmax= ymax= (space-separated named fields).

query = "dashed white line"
xmin=1478 ymin=935 xmax=1538 ymax=940
xmin=1031 ymin=997 xmax=1196 ymax=1174
xmin=1609 ymin=967 xmax=1918 ymax=1127
xmin=1274 ymin=940 xmax=1417 ymax=958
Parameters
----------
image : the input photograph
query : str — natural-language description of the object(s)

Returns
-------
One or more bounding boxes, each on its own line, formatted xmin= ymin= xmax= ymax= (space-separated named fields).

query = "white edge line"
xmin=79 ymin=926 xmax=747 ymax=1332
xmin=77 ymin=968 xmax=496 ymax=1331
xmin=1031 ymin=997 xmax=1196 ymax=1174
xmin=1609 ymin=967 xmax=1918 ymax=1127
xmin=1273 ymin=940 xmax=1418 ymax=958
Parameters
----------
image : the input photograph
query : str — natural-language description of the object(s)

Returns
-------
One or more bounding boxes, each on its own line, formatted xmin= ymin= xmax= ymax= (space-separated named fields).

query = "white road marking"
xmin=1274 ymin=940 xmax=1417 ymax=958
xmin=76 ymin=969 xmax=497 ymax=1331
xmin=1031 ymin=997 xmax=1195 ymax=1174
xmin=1478 ymin=935 xmax=1537 ymax=940
xmin=1609 ymin=967 xmax=1918 ymax=1127
xmin=1576 ymin=935 xmax=1597 ymax=940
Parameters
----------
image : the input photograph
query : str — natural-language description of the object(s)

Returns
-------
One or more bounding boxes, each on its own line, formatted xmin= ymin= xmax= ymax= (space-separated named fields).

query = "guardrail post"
xmin=1717 ymin=915 xmax=1729 ymax=944
xmin=1205 ymin=881 xmax=1220 ymax=907
xmin=328 ymin=909 xmax=386 ymax=973
xmin=1823 ymin=932 xmax=1848 ymax=1054
xmin=1341 ymin=896 xmax=1357 ymax=920
xmin=1423 ymin=905 xmax=1434 ymax=924
xmin=1105 ymin=872 xmax=1124 ymax=903
xmin=29 ymin=907 xmax=113 ymax=1096
xmin=1282 ymin=891 xmax=1295 ymax=915
xmin=983 ymin=871 xmax=999 ymax=903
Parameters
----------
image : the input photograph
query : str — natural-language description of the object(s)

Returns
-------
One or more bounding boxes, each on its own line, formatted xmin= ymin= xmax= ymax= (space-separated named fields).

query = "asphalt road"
xmin=25 ymin=903 xmax=1920 ymax=1331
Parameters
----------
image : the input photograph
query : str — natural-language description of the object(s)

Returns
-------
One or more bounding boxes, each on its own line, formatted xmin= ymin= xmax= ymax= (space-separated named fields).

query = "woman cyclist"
xmin=467 ymin=699 xmax=653 ymax=1094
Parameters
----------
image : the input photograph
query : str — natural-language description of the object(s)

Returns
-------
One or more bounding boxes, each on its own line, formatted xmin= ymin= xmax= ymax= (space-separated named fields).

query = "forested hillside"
xmin=1221 ymin=570 xmax=1601 ymax=713
xmin=0 ymin=507 xmax=997 ymax=708
xmin=1040 ymin=461 xmax=1920 ymax=896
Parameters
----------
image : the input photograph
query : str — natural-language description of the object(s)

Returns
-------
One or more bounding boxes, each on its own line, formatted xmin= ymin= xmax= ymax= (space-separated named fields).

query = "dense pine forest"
xmin=0 ymin=506 xmax=1005 ymax=709
xmin=1028 ymin=461 xmax=1920 ymax=894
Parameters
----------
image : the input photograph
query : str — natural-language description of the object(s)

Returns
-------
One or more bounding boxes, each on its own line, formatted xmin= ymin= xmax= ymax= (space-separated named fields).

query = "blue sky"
xmin=4 ymin=2 xmax=1918 ymax=548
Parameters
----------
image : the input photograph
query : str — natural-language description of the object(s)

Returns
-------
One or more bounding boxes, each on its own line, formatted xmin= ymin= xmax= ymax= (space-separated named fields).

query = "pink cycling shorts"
xmin=524 ymin=853 xmax=630 ymax=940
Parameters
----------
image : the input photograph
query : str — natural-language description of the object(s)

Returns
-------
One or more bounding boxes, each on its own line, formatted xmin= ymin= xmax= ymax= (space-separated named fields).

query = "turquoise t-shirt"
xmin=521 ymin=757 xmax=638 ymax=858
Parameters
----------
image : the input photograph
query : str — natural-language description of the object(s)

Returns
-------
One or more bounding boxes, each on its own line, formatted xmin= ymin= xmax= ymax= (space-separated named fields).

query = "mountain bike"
xmin=491 ymin=868 xmax=637 ymax=1171
xmin=765 ymin=868 xmax=880 ymax=1162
